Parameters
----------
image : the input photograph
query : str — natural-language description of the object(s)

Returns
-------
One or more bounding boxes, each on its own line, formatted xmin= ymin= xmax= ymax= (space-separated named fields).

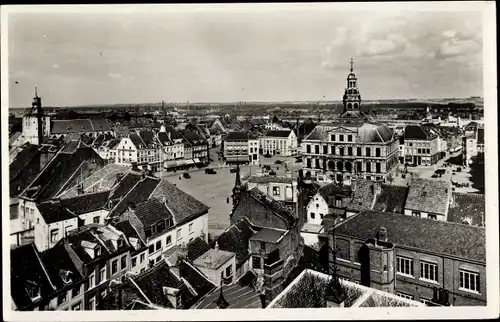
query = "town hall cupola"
xmin=342 ymin=58 xmax=362 ymax=114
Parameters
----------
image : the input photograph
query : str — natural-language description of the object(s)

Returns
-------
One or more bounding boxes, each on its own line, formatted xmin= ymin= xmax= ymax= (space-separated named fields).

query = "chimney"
xmin=376 ymin=227 xmax=387 ymax=243
xmin=215 ymin=241 xmax=219 ymax=251
xmin=351 ymin=178 xmax=357 ymax=192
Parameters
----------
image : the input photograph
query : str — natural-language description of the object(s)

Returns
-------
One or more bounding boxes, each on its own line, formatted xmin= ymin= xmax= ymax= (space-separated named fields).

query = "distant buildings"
xmin=462 ymin=125 xmax=484 ymax=166
xmin=403 ymin=179 xmax=451 ymax=221
xmin=243 ymin=168 xmax=298 ymax=204
xmin=403 ymin=125 xmax=441 ymax=166
xmin=222 ymin=131 xmax=260 ymax=165
xmin=260 ymin=130 xmax=298 ymax=157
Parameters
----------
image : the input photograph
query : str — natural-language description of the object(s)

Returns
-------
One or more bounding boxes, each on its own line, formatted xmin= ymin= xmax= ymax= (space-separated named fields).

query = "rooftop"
xmin=268 ymin=269 xmax=424 ymax=308
xmin=223 ymin=131 xmax=257 ymax=141
xmin=132 ymin=198 xmax=173 ymax=228
xmin=37 ymin=200 xmax=76 ymax=224
xmin=404 ymin=125 xmax=437 ymax=140
xmin=405 ymin=178 xmax=450 ymax=215
xmin=247 ymin=175 xmax=294 ymax=184
xmin=216 ymin=218 xmax=256 ymax=268
xmin=194 ymin=283 xmax=262 ymax=309
xmin=304 ymin=122 xmax=394 ymax=143
xmin=447 ymin=192 xmax=485 ymax=227
xmin=335 ymin=210 xmax=485 ymax=263
xmin=250 ymin=227 xmax=285 ymax=244
xmin=193 ymin=248 xmax=235 ymax=270
xmin=263 ymin=130 xmax=293 ymax=138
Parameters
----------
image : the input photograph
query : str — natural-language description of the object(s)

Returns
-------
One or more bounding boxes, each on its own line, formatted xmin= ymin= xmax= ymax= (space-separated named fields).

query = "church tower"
xmin=22 ymin=87 xmax=50 ymax=145
xmin=342 ymin=58 xmax=362 ymax=113
xmin=231 ymin=163 xmax=242 ymax=208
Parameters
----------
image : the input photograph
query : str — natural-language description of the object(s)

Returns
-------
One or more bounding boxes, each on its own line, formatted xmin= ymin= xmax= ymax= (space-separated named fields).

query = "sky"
xmin=6 ymin=5 xmax=484 ymax=107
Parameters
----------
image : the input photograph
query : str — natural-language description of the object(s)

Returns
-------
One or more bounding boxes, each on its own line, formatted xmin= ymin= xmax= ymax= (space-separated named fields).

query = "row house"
xmin=328 ymin=210 xmax=486 ymax=306
xmin=302 ymin=123 xmax=399 ymax=183
xmin=260 ymin=130 xmax=298 ymax=157
xmin=10 ymin=224 xmax=133 ymax=311
xmin=462 ymin=126 xmax=484 ymax=166
xmin=181 ymin=130 xmax=209 ymax=166
xmin=403 ymin=125 xmax=441 ymax=166
xmin=115 ymin=130 xmax=162 ymax=172
xmin=222 ymin=131 xmax=260 ymax=165
xmin=403 ymin=178 xmax=451 ymax=221
xmin=243 ymin=169 xmax=298 ymax=204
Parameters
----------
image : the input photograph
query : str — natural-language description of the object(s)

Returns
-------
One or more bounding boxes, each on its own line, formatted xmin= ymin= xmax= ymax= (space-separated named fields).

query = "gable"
xmin=231 ymin=193 xmax=289 ymax=230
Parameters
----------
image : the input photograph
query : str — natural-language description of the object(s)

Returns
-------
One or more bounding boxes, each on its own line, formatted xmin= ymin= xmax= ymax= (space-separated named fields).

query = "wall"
xmin=34 ymin=208 xmax=79 ymax=251
xmin=196 ymin=255 xmax=237 ymax=286
xmin=301 ymin=231 xmax=321 ymax=247
xmin=130 ymin=249 xmax=149 ymax=274
xmin=247 ymin=181 xmax=297 ymax=203
xmin=80 ymin=210 xmax=109 ymax=226
xmin=334 ymin=235 xmax=487 ymax=306
xmin=115 ymin=138 xmax=138 ymax=165
xmin=46 ymin=284 xmax=84 ymax=311
xmin=403 ymin=209 xmax=445 ymax=221
xmin=306 ymin=194 xmax=329 ymax=225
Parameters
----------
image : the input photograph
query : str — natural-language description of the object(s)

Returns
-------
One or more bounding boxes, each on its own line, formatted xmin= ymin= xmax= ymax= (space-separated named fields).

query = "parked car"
xmin=205 ymin=168 xmax=217 ymax=174
xmin=269 ymin=170 xmax=276 ymax=176
xmin=295 ymin=158 xmax=303 ymax=163
xmin=431 ymin=174 xmax=438 ymax=178
xmin=263 ymin=153 xmax=272 ymax=158
xmin=183 ymin=172 xmax=191 ymax=179
xmin=275 ymin=160 xmax=283 ymax=164
xmin=230 ymin=168 xmax=237 ymax=173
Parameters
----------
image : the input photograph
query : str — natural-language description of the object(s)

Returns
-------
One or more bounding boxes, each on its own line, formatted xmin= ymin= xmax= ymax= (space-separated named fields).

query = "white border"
xmin=2 ymin=2 xmax=498 ymax=321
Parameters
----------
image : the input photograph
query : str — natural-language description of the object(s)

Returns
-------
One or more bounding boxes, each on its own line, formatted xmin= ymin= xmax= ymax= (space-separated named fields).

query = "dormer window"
xmin=118 ymin=238 xmax=124 ymax=248
xmin=25 ymin=281 xmax=41 ymax=301
xmin=95 ymin=246 xmax=102 ymax=257
xmin=60 ymin=269 xmax=73 ymax=284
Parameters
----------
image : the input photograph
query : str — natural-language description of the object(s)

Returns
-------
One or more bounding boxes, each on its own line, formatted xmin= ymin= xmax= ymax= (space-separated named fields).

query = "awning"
xmin=193 ymin=158 xmax=201 ymax=164
xmin=164 ymin=161 xmax=177 ymax=168
xmin=185 ymin=159 xmax=194 ymax=165
xmin=225 ymin=156 xmax=248 ymax=162
xmin=175 ymin=160 xmax=185 ymax=166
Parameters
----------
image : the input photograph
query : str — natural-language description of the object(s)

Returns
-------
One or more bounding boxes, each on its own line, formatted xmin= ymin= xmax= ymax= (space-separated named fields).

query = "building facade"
xmin=260 ymin=130 xmax=298 ymax=157
xmin=403 ymin=125 xmax=441 ymax=166
xmin=222 ymin=131 xmax=260 ymax=165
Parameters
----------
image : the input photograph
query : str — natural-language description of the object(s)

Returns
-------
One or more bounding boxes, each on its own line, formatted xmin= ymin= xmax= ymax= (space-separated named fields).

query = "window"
xmin=260 ymin=242 xmax=265 ymax=250
xmin=396 ymin=256 xmax=414 ymax=276
xmin=397 ymin=292 xmax=414 ymax=300
xmin=320 ymin=214 xmax=324 ymax=219
xmin=366 ymin=163 xmax=371 ymax=173
xmin=323 ymin=145 xmax=328 ymax=154
xmin=140 ymin=253 xmax=145 ymax=263
xmin=459 ymin=270 xmax=480 ymax=292
xmin=428 ymin=214 xmax=437 ymax=220
xmin=412 ymin=211 xmax=421 ymax=218
xmin=306 ymin=145 xmax=311 ymax=153
xmin=89 ymin=272 xmax=95 ymax=289
xmin=420 ymin=298 xmax=432 ymax=305
xmin=189 ymin=223 xmax=194 ymax=233
xmin=177 ymin=229 xmax=182 ymax=240
xmin=347 ymin=147 xmax=352 ymax=156
xmin=273 ymin=186 xmax=280 ymax=196
xmin=366 ymin=147 xmax=371 ymax=157
xmin=72 ymin=285 xmax=81 ymax=297
xmin=376 ymin=163 xmax=381 ymax=173
xmin=310 ymin=212 xmax=315 ymax=219
xmin=315 ymin=145 xmax=319 ymax=154
xmin=57 ymin=293 xmax=67 ymax=306
xmin=156 ymin=240 xmax=162 ymax=251
xmin=357 ymin=147 xmax=361 ymax=156
xmin=93 ymin=216 xmax=100 ymax=224
xmin=99 ymin=266 xmax=106 ymax=284
xmin=166 ymin=235 xmax=172 ymax=245
xmin=417 ymin=148 xmax=422 ymax=154
xmin=121 ymin=256 xmax=127 ymax=271
xmin=420 ymin=261 xmax=438 ymax=282
xmin=111 ymin=259 xmax=118 ymax=275
xmin=252 ymin=256 xmax=261 ymax=269
xmin=339 ymin=147 xmax=344 ymax=156
xmin=118 ymin=238 xmax=124 ymax=248
xmin=356 ymin=162 xmax=362 ymax=173
xmin=348 ymin=135 xmax=353 ymax=142
xmin=226 ymin=265 xmax=233 ymax=277
xmin=72 ymin=302 xmax=82 ymax=311
xmin=148 ymin=244 xmax=155 ymax=254
xmin=50 ymin=229 xmax=59 ymax=242
xmin=88 ymin=297 xmax=95 ymax=310
xmin=331 ymin=146 xmax=335 ymax=155
xmin=330 ymin=134 xmax=335 ymax=141
xmin=339 ymin=135 xmax=344 ymax=142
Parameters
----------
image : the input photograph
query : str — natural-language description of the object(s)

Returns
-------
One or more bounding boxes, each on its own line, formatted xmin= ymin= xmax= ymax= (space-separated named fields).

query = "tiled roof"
xmin=216 ymin=218 xmax=255 ymax=267
xmin=132 ymin=261 xmax=192 ymax=308
xmin=405 ymin=179 xmax=450 ymax=215
xmin=11 ymin=243 xmax=55 ymax=310
xmin=223 ymin=131 xmax=256 ymax=141
xmin=345 ymin=179 xmax=377 ymax=212
xmin=114 ymin=220 xmax=147 ymax=253
xmin=372 ymin=184 xmax=408 ymax=213
xmin=9 ymin=143 xmax=40 ymax=181
xmin=60 ymin=191 xmax=110 ymax=215
xmin=195 ymin=283 xmax=262 ymax=309
xmin=404 ymin=125 xmax=436 ymax=140
xmin=247 ymin=176 xmax=294 ymax=184
xmin=187 ymin=237 xmax=211 ymax=261
xmin=109 ymin=177 xmax=160 ymax=217
xmin=40 ymin=240 xmax=84 ymax=291
xmin=50 ymin=119 xmax=93 ymax=134
xmin=157 ymin=132 xmax=172 ymax=145
xmin=97 ymin=282 xmax=145 ymax=310
xmin=247 ymin=188 xmax=297 ymax=227
xmin=108 ymin=173 xmax=142 ymax=201
xmin=336 ymin=210 xmax=486 ymax=262
xmin=193 ymin=248 xmax=235 ymax=270
xmin=178 ymin=261 xmax=217 ymax=303
xmin=304 ymin=123 xmax=394 ymax=143
xmin=37 ymin=200 xmax=76 ymax=224
xmin=182 ymin=130 xmax=206 ymax=145
xmin=149 ymin=180 xmax=210 ymax=226
xmin=250 ymin=227 xmax=285 ymax=243
xmin=138 ymin=130 xmax=157 ymax=148
xmin=89 ymin=117 xmax=112 ymax=132
xmin=237 ymin=270 xmax=257 ymax=287
xmin=448 ymin=193 xmax=485 ymax=227
xmin=57 ymin=164 xmax=131 ymax=199
xmin=132 ymin=199 xmax=173 ymax=228
xmin=264 ymin=130 xmax=293 ymax=138
xmin=22 ymin=146 xmax=105 ymax=201
xmin=9 ymin=145 xmax=48 ymax=198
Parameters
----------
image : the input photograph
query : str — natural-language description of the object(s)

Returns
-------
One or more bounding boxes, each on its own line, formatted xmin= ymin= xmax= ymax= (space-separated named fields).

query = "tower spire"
xmin=349 ymin=58 xmax=354 ymax=72
xmin=232 ymin=162 xmax=242 ymax=207
xmin=35 ymin=86 xmax=38 ymax=98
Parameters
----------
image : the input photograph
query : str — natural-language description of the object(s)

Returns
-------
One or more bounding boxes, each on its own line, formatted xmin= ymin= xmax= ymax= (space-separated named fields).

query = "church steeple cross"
xmin=349 ymin=58 xmax=354 ymax=72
